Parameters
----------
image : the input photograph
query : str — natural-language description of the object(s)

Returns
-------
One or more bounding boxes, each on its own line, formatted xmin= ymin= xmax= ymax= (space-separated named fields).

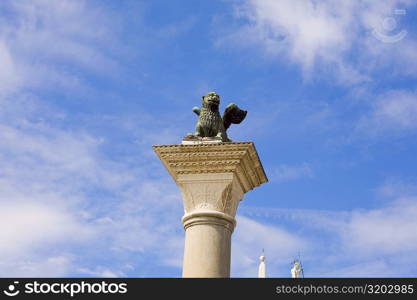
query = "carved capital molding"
xmin=153 ymin=142 xmax=268 ymax=194
xmin=178 ymin=173 xmax=243 ymax=219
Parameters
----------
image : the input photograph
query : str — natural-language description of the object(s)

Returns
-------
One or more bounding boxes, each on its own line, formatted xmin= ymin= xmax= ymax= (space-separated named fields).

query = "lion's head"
xmin=202 ymin=92 xmax=220 ymax=110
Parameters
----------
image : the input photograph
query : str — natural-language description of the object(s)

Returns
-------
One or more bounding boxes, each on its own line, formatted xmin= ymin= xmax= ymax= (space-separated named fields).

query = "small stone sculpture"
xmin=291 ymin=260 xmax=303 ymax=278
xmin=186 ymin=92 xmax=247 ymax=142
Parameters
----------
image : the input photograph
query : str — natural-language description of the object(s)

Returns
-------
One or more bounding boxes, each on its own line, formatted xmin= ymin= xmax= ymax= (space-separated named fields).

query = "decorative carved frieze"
xmin=177 ymin=173 xmax=243 ymax=218
xmin=153 ymin=142 xmax=268 ymax=194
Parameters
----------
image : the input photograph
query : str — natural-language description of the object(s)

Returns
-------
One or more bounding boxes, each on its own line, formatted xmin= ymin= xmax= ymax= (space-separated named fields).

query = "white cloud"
xmin=377 ymin=179 xmax=417 ymax=198
xmin=240 ymin=193 xmax=417 ymax=277
xmin=371 ymin=90 xmax=417 ymax=129
xmin=319 ymin=260 xmax=396 ymax=277
xmin=0 ymin=203 xmax=93 ymax=258
xmin=0 ymin=108 xmax=185 ymax=276
xmin=343 ymin=197 xmax=417 ymax=255
xmin=0 ymin=255 xmax=74 ymax=277
xmin=269 ymin=163 xmax=313 ymax=183
xmin=358 ymin=89 xmax=417 ymax=135
xmin=0 ymin=0 xmax=186 ymax=277
xmin=223 ymin=0 xmax=417 ymax=83
xmin=77 ymin=267 xmax=123 ymax=278
xmin=0 ymin=41 xmax=21 ymax=94
xmin=0 ymin=0 xmax=121 ymax=96
xmin=238 ymin=0 xmax=352 ymax=70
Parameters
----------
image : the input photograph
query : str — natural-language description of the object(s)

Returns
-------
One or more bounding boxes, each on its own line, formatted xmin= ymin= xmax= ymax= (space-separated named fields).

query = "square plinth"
xmin=153 ymin=142 xmax=268 ymax=194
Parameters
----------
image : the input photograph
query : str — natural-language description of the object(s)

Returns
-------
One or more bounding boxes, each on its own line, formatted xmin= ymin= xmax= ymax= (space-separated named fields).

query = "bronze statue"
xmin=186 ymin=92 xmax=247 ymax=142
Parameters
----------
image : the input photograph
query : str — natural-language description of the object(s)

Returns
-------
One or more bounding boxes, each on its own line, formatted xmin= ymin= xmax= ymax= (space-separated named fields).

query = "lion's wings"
xmin=192 ymin=106 xmax=201 ymax=116
xmin=223 ymin=103 xmax=247 ymax=130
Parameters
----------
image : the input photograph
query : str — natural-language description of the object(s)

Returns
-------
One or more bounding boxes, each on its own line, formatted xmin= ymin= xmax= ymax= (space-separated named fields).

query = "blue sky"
xmin=1 ymin=0 xmax=417 ymax=277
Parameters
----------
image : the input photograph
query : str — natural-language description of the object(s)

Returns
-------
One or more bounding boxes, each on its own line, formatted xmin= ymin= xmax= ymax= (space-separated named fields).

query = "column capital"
xmin=153 ymin=142 xmax=268 ymax=194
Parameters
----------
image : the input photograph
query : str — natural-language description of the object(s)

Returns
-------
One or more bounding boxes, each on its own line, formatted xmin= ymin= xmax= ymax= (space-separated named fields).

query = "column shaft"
xmin=182 ymin=213 xmax=233 ymax=277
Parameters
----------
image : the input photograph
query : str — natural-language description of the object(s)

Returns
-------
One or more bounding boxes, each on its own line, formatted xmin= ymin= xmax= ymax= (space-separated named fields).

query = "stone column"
xmin=153 ymin=142 xmax=267 ymax=277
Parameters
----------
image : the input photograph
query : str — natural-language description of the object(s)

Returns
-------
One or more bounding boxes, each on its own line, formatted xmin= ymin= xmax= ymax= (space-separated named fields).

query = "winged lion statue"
xmin=186 ymin=92 xmax=247 ymax=142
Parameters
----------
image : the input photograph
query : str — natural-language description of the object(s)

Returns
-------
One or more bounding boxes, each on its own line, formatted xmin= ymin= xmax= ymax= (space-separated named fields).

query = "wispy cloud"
xmin=358 ymin=89 xmax=417 ymax=135
xmin=77 ymin=267 xmax=124 ymax=278
xmin=0 ymin=0 xmax=122 ymax=96
xmin=377 ymin=178 xmax=417 ymax=198
xmin=239 ymin=190 xmax=417 ymax=277
xmin=0 ymin=0 xmax=185 ymax=277
xmin=343 ymin=197 xmax=417 ymax=256
xmin=268 ymin=163 xmax=313 ymax=183
xmin=0 ymin=203 xmax=94 ymax=257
